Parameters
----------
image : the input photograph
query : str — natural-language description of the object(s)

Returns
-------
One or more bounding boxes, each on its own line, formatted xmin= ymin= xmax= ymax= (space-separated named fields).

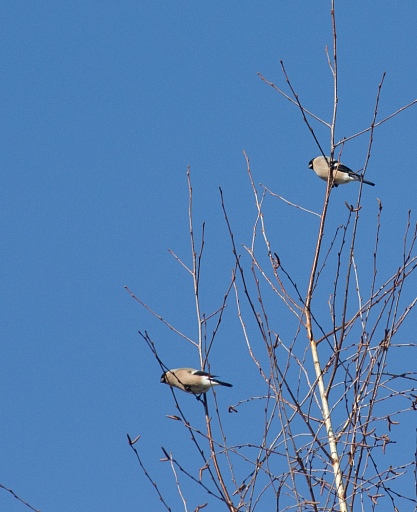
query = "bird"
xmin=160 ymin=368 xmax=233 ymax=394
xmin=308 ymin=156 xmax=375 ymax=187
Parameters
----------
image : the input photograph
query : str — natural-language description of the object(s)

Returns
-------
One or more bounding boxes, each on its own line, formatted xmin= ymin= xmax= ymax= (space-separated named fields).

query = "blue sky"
xmin=1 ymin=3 xmax=416 ymax=511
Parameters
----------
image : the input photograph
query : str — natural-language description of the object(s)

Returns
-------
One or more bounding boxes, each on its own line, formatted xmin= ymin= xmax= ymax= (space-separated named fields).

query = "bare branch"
xmin=258 ymin=72 xmax=330 ymax=127
xmin=261 ymin=183 xmax=321 ymax=218
xmin=124 ymin=286 xmax=197 ymax=347
xmin=335 ymin=97 xmax=417 ymax=147
xmin=0 ymin=484 xmax=40 ymax=512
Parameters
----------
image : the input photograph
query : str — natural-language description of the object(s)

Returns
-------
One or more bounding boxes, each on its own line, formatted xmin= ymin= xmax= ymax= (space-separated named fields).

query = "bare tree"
xmin=127 ymin=3 xmax=417 ymax=511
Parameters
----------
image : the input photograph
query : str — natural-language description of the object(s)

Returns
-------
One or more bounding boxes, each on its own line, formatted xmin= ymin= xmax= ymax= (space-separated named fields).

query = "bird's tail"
xmin=213 ymin=378 xmax=233 ymax=387
xmin=362 ymin=178 xmax=375 ymax=186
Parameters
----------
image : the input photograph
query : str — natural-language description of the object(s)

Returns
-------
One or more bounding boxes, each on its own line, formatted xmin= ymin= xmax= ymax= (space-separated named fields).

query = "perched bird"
xmin=160 ymin=368 xmax=233 ymax=394
xmin=308 ymin=156 xmax=375 ymax=187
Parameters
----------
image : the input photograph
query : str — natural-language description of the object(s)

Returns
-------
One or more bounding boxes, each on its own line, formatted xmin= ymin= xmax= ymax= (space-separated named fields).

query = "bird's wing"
xmin=333 ymin=161 xmax=363 ymax=180
xmin=332 ymin=161 xmax=353 ymax=174
xmin=193 ymin=370 xmax=218 ymax=378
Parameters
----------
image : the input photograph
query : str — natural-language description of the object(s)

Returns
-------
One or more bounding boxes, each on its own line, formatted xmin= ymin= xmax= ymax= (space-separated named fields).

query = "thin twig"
xmin=258 ymin=72 xmax=330 ymax=127
xmin=124 ymin=286 xmax=197 ymax=346
xmin=168 ymin=452 xmax=189 ymax=512
xmin=335 ymin=98 xmax=417 ymax=147
xmin=0 ymin=484 xmax=40 ymax=512
xmin=127 ymin=435 xmax=172 ymax=511
xmin=261 ymin=184 xmax=321 ymax=218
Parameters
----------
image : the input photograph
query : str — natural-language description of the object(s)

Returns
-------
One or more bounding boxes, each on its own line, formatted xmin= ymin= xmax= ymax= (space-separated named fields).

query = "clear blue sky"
xmin=1 ymin=3 xmax=416 ymax=511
